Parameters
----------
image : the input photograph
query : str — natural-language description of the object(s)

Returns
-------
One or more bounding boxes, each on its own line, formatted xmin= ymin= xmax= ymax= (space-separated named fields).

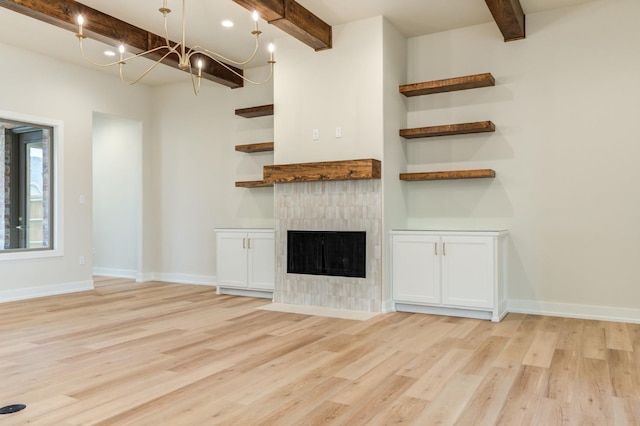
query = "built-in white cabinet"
xmin=391 ymin=230 xmax=507 ymax=322
xmin=215 ymin=229 xmax=274 ymax=299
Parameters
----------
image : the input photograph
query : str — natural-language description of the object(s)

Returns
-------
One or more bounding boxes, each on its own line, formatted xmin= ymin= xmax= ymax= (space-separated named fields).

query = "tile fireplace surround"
xmin=273 ymin=179 xmax=382 ymax=312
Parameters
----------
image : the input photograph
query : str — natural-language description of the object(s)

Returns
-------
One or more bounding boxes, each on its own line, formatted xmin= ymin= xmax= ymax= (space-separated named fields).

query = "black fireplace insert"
xmin=287 ymin=231 xmax=366 ymax=278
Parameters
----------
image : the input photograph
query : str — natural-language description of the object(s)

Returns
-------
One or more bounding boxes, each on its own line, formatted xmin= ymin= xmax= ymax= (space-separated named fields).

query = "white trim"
xmin=214 ymin=228 xmax=275 ymax=233
xmin=135 ymin=120 xmax=143 ymax=289
xmin=395 ymin=302 xmax=496 ymax=321
xmin=0 ymin=248 xmax=63 ymax=261
xmin=144 ymin=273 xmax=216 ymax=286
xmin=93 ymin=267 xmax=137 ymax=279
xmin=135 ymin=272 xmax=157 ymax=283
xmin=381 ymin=299 xmax=396 ymax=313
xmin=508 ymin=299 xmax=640 ymax=324
xmin=0 ymin=280 xmax=94 ymax=304
xmin=0 ymin=110 xmax=64 ymax=261
xmin=216 ymin=286 xmax=273 ymax=299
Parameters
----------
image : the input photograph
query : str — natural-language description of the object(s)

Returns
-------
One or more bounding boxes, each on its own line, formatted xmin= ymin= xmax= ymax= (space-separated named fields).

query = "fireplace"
xmin=287 ymin=231 xmax=366 ymax=278
xmin=274 ymin=180 xmax=382 ymax=312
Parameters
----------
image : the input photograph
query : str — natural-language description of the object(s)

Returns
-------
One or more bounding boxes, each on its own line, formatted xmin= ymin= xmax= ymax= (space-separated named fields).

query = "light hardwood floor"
xmin=1 ymin=277 xmax=639 ymax=425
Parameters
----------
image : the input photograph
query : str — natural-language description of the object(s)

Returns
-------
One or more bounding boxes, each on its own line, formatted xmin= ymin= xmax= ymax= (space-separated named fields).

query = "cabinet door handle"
xmin=243 ymin=238 xmax=246 ymax=249
xmin=434 ymin=242 xmax=438 ymax=256
xmin=248 ymin=238 xmax=252 ymax=249
xmin=443 ymin=242 xmax=446 ymax=256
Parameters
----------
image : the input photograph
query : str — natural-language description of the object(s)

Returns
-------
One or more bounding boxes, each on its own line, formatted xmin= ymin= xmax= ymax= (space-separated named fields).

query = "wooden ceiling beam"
xmin=233 ymin=0 xmax=284 ymax=22
xmin=0 ymin=0 xmax=244 ymax=88
xmin=485 ymin=0 xmax=526 ymax=42
xmin=233 ymin=0 xmax=332 ymax=51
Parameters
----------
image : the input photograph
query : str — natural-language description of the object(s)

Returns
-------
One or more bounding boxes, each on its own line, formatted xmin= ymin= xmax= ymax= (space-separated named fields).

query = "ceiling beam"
xmin=0 ymin=0 xmax=244 ymax=88
xmin=233 ymin=0 xmax=284 ymax=22
xmin=485 ymin=0 xmax=526 ymax=42
xmin=233 ymin=0 xmax=332 ymax=51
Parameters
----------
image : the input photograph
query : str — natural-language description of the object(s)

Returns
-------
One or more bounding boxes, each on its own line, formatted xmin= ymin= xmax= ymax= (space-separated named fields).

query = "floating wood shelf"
xmin=400 ymin=121 xmax=495 ymax=139
xmin=235 ymin=180 xmax=274 ymax=188
xmin=400 ymin=73 xmax=495 ymax=97
xmin=235 ymin=142 xmax=274 ymax=153
xmin=234 ymin=104 xmax=274 ymax=118
xmin=400 ymin=169 xmax=496 ymax=181
xmin=263 ymin=159 xmax=381 ymax=183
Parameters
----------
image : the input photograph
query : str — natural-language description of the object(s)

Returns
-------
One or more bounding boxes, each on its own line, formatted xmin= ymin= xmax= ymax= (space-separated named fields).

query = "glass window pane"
xmin=0 ymin=119 xmax=53 ymax=252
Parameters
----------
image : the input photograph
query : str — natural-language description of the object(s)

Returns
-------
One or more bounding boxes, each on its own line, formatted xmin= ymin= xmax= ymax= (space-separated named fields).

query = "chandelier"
xmin=75 ymin=0 xmax=275 ymax=95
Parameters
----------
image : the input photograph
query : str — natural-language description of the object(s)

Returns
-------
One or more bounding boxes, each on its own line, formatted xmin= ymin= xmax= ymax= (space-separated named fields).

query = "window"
xmin=1 ymin=111 xmax=62 ymax=258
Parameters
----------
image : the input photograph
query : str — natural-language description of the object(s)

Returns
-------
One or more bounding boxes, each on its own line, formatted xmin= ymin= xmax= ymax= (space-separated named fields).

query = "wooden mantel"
xmin=263 ymin=159 xmax=381 ymax=183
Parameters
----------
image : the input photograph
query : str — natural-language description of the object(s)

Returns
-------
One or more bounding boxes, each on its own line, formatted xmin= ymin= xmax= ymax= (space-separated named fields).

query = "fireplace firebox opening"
xmin=287 ymin=231 xmax=366 ymax=278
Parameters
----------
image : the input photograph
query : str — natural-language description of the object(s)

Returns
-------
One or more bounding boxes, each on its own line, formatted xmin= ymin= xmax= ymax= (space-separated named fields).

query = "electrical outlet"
xmin=79 ymin=256 xmax=85 ymax=265
xmin=312 ymin=129 xmax=319 ymax=141
xmin=335 ymin=127 xmax=342 ymax=138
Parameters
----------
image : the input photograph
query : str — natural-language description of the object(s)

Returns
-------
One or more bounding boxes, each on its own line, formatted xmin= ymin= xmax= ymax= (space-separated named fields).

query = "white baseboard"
xmin=93 ymin=267 xmax=137 ymax=279
xmin=381 ymin=299 xmax=396 ymax=313
xmin=395 ymin=303 xmax=494 ymax=321
xmin=135 ymin=272 xmax=156 ymax=283
xmin=508 ymin=299 xmax=640 ymax=324
xmin=138 ymin=273 xmax=216 ymax=286
xmin=0 ymin=280 xmax=94 ymax=304
xmin=216 ymin=286 xmax=273 ymax=299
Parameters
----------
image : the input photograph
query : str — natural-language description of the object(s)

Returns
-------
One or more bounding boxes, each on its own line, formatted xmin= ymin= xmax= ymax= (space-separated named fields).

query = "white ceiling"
xmin=0 ymin=0 xmax=596 ymax=86
xmin=296 ymin=0 xmax=596 ymax=37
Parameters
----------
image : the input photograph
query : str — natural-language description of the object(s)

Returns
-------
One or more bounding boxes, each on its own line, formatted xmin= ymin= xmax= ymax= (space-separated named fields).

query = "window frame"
xmin=0 ymin=110 xmax=64 ymax=261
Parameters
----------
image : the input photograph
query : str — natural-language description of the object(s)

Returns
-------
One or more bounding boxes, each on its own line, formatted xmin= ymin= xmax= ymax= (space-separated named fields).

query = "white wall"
xmin=381 ymin=19 xmax=409 ymax=308
xmin=274 ymin=17 xmax=385 ymax=164
xmin=0 ymin=41 xmax=152 ymax=301
xmin=150 ymin=66 xmax=274 ymax=284
xmin=92 ymin=113 xmax=141 ymax=278
xmin=405 ymin=0 xmax=640 ymax=320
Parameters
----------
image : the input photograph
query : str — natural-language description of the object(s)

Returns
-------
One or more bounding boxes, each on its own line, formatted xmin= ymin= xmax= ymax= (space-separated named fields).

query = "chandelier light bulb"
xmin=268 ymin=43 xmax=275 ymax=62
xmin=77 ymin=15 xmax=84 ymax=37
xmin=118 ymin=44 xmax=125 ymax=63
xmin=252 ymin=10 xmax=259 ymax=32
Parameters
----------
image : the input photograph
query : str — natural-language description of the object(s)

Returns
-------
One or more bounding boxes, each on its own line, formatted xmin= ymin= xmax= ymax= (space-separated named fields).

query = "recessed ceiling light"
xmin=104 ymin=50 xmax=116 ymax=57
xmin=221 ymin=20 xmax=234 ymax=28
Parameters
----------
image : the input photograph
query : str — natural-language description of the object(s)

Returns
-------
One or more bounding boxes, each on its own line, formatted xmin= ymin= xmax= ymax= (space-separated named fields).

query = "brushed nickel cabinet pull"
xmin=443 ymin=242 xmax=446 ymax=256
xmin=248 ymin=238 xmax=252 ymax=249
xmin=435 ymin=242 xmax=438 ymax=256
xmin=243 ymin=238 xmax=246 ymax=249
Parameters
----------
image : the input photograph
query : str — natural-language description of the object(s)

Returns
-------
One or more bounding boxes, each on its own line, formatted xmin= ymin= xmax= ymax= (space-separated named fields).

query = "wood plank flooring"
xmin=0 ymin=277 xmax=639 ymax=425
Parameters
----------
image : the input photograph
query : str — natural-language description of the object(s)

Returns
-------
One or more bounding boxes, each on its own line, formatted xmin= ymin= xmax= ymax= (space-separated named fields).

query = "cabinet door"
xmin=216 ymin=232 xmax=248 ymax=288
xmin=441 ymin=236 xmax=494 ymax=309
xmin=392 ymin=234 xmax=441 ymax=304
xmin=247 ymin=232 xmax=275 ymax=290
